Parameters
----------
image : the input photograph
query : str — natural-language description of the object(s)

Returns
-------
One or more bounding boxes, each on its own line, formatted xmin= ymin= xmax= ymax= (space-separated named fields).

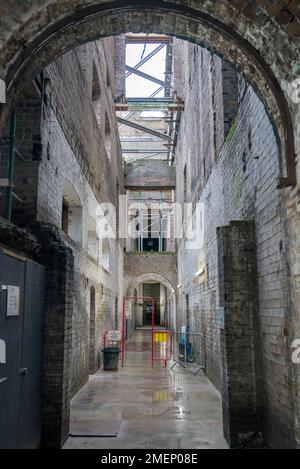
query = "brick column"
xmin=35 ymin=224 xmax=74 ymax=449
xmin=217 ymin=221 xmax=264 ymax=448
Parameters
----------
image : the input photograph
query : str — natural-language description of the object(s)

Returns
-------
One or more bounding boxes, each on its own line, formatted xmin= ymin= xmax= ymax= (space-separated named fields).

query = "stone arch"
xmin=126 ymin=273 xmax=176 ymax=298
xmin=0 ymin=1 xmax=298 ymax=186
xmin=126 ymin=273 xmax=177 ymax=331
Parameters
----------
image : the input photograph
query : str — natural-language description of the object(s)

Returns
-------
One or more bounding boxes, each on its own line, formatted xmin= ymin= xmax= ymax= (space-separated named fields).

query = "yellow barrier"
xmin=154 ymin=332 xmax=168 ymax=343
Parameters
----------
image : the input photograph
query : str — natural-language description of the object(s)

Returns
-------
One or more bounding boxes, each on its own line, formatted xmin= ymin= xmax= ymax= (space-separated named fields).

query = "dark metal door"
xmin=0 ymin=252 xmax=45 ymax=449
xmin=0 ymin=252 xmax=24 ymax=449
xmin=18 ymin=260 xmax=45 ymax=449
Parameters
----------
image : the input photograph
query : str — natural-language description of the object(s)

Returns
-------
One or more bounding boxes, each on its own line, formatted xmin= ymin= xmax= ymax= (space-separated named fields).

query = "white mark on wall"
xmin=0 ymin=79 xmax=6 ymax=104
xmin=282 ymin=78 xmax=300 ymax=105
xmin=292 ymin=339 xmax=300 ymax=365
xmin=0 ymin=339 xmax=6 ymax=364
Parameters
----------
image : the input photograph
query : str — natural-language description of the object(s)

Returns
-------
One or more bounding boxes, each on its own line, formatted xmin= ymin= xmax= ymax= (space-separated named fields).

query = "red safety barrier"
xmin=122 ymin=296 xmax=155 ymax=367
xmin=122 ymin=296 xmax=173 ymax=368
xmin=103 ymin=330 xmax=108 ymax=349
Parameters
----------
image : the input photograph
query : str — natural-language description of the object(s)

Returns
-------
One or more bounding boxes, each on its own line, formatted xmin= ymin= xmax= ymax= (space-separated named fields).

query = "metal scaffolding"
xmin=115 ymin=34 xmax=184 ymax=164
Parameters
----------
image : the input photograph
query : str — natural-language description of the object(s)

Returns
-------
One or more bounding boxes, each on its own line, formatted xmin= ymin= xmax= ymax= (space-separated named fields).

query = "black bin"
xmin=102 ymin=347 xmax=120 ymax=371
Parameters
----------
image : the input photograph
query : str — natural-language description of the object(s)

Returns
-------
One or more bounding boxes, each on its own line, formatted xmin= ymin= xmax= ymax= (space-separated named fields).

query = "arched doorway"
xmin=126 ymin=273 xmax=177 ymax=333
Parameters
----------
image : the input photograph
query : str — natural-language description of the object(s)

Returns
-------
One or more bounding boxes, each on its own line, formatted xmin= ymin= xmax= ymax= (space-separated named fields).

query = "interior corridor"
xmin=64 ymin=329 xmax=228 ymax=449
xmin=1 ymin=3 xmax=299 ymax=450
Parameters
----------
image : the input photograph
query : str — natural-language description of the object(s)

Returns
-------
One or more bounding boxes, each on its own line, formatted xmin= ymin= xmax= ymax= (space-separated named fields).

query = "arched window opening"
xmin=101 ymin=238 xmax=110 ymax=272
xmin=61 ymin=180 xmax=83 ymax=246
xmin=105 ymin=112 xmax=112 ymax=160
xmin=92 ymin=62 xmax=101 ymax=125
xmin=87 ymin=215 xmax=99 ymax=261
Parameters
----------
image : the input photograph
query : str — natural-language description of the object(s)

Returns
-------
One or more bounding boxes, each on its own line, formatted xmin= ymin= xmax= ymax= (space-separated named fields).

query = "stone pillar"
xmin=35 ymin=224 xmax=74 ymax=449
xmin=114 ymin=35 xmax=126 ymax=98
xmin=217 ymin=221 xmax=264 ymax=448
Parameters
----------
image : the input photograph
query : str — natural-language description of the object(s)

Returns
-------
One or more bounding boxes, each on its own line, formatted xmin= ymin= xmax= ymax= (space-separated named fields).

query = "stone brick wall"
xmin=222 ymin=61 xmax=239 ymax=138
xmin=36 ymin=42 xmax=124 ymax=397
xmin=0 ymin=40 xmax=125 ymax=401
xmin=34 ymin=224 xmax=74 ymax=449
xmin=0 ymin=95 xmax=42 ymax=223
xmin=114 ymin=35 xmax=126 ymax=98
xmin=218 ymin=221 xmax=264 ymax=448
xmin=0 ymin=160 xmax=39 ymax=225
xmin=175 ymin=43 xmax=296 ymax=448
xmin=125 ymin=252 xmax=177 ymax=295
xmin=0 ymin=220 xmax=75 ymax=449
xmin=42 ymin=41 xmax=123 ymax=205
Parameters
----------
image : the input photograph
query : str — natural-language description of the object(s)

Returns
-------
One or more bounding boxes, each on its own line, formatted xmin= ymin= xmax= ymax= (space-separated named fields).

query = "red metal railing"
xmin=122 ymin=296 xmax=173 ymax=368
xmin=122 ymin=296 xmax=155 ymax=367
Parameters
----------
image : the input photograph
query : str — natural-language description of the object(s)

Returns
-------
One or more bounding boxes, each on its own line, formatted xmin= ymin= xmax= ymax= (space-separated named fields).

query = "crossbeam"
xmin=122 ymin=150 xmax=169 ymax=154
xmin=119 ymin=87 xmax=165 ymax=120
xmin=125 ymin=103 xmax=171 ymax=111
xmin=126 ymin=35 xmax=170 ymax=44
xmin=116 ymin=98 xmax=184 ymax=112
xmin=120 ymin=138 xmax=162 ymax=142
xmin=126 ymin=98 xmax=173 ymax=103
xmin=125 ymin=66 xmax=167 ymax=88
xmin=125 ymin=44 xmax=165 ymax=79
xmin=117 ymin=117 xmax=171 ymax=141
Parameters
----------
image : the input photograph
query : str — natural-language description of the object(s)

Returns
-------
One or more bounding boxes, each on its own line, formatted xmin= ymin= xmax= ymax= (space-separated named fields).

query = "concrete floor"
xmin=64 ymin=329 xmax=228 ymax=449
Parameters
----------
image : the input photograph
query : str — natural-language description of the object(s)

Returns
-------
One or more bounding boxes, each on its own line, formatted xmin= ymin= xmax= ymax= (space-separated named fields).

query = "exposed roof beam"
xmin=117 ymin=117 xmax=171 ymax=141
xmin=122 ymin=150 xmax=169 ymax=154
xmin=125 ymin=66 xmax=167 ymax=88
xmin=121 ymin=137 xmax=162 ymax=142
xmin=118 ymin=97 xmax=184 ymax=112
xmin=165 ymin=39 xmax=173 ymax=98
xmin=130 ymin=155 xmax=169 ymax=162
xmin=125 ymin=44 xmax=165 ymax=79
xmin=150 ymin=87 xmax=164 ymax=98
xmin=120 ymin=87 xmax=164 ymax=121
xmin=126 ymin=35 xmax=170 ymax=44
xmin=124 ymin=103 xmax=170 ymax=112
xmin=126 ymin=97 xmax=173 ymax=103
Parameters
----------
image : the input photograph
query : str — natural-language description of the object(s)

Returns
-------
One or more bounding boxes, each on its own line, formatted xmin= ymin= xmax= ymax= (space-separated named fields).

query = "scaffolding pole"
xmin=5 ymin=110 xmax=17 ymax=221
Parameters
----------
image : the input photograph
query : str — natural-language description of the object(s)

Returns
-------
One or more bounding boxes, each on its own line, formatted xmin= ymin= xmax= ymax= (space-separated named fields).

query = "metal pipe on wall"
xmin=5 ymin=109 xmax=16 ymax=221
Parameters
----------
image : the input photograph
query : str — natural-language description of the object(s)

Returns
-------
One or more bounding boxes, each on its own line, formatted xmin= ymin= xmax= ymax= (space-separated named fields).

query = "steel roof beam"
xmin=125 ymin=66 xmax=167 ymax=88
xmin=126 ymin=35 xmax=170 ymax=44
xmin=117 ymin=117 xmax=171 ymax=141
xmin=125 ymin=44 xmax=165 ymax=79
xmin=122 ymin=150 xmax=169 ymax=154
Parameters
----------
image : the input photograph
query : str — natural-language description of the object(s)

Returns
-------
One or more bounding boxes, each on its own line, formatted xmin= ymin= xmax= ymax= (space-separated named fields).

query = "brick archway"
xmin=126 ymin=273 xmax=176 ymax=298
xmin=125 ymin=273 xmax=177 ymax=332
xmin=0 ymin=1 xmax=298 ymax=186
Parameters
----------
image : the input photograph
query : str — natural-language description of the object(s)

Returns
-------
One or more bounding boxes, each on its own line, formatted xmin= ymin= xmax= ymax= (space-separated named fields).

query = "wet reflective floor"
xmin=64 ymin=329 xmax=228 ymax=449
